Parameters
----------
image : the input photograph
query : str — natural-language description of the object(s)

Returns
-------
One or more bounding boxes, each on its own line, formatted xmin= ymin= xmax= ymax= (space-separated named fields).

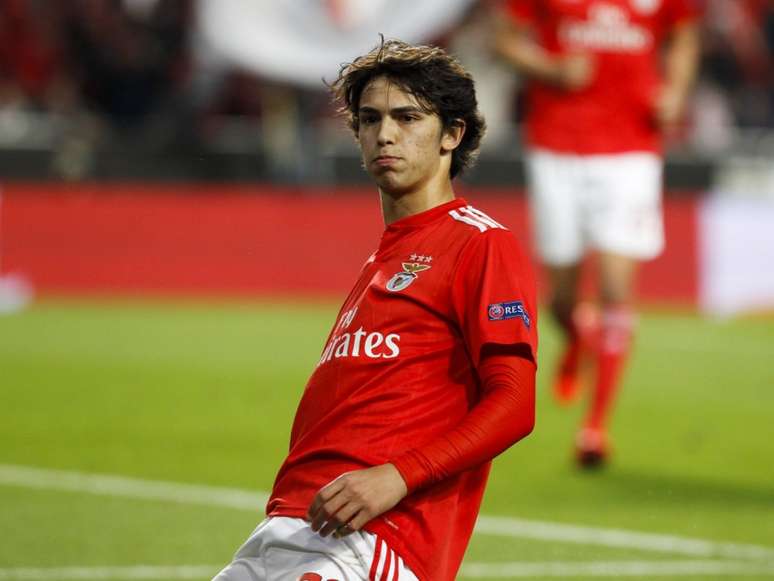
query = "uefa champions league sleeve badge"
xmin=487 ymin=300 xmax=531 ymax=329
xmin=386 ymin=256 xmax=432 ymax=292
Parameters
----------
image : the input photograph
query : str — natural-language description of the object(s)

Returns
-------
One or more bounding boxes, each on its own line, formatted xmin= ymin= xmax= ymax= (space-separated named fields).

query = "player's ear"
xmin=441 ymin=119 xmax=466 ymax=153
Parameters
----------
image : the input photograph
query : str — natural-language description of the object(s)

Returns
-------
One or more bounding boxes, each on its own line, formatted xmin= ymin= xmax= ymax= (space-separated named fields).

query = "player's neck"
xmin=379 ymin=180 xmax=456 ymax=226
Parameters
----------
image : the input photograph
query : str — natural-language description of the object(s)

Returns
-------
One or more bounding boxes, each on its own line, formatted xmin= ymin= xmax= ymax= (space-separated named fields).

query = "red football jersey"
xmin=505 ymin=0 xmax=701 ymax=153
xmin=267 ymin=198 xmax=538 ymax=581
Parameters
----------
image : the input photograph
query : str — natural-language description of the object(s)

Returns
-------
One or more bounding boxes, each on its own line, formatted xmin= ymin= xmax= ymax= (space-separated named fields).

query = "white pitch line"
xmin=0 ymin=464 xmax=268 ymax=511
xmin=475 ymin=515 xmax=774 ymax=561
xmin=460 ymin=559 xmax=774 ymax=578
xmin=2 ymin=464 xmax=773 ymax=563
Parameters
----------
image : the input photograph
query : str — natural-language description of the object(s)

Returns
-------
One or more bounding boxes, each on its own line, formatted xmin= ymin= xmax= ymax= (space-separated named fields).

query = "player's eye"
xmin=361 ymin=115 xmax=380 ymax=125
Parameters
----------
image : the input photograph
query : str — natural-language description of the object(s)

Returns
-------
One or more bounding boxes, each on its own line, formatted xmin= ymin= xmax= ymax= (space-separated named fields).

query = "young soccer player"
xmin=213 ymin=39 xmax=538 ymax=581
xmin=496 ymin=0 xmax=701 ymax=467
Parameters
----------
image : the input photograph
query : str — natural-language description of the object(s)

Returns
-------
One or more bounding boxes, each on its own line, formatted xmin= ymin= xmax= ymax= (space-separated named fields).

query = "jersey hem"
xmin=525 ymin=140 xmax=661 ymax=155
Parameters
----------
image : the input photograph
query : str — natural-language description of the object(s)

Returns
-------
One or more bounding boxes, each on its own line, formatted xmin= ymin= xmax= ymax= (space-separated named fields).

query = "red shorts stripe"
xmin=369 ymin=538 xmax=383 ymax=581
xmin=380 ymin=546 xmax=393 ymax=581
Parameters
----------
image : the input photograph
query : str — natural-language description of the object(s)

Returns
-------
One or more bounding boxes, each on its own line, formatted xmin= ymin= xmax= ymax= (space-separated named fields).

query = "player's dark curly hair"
xmin=329 ymin=37 xmax=486 ymax=179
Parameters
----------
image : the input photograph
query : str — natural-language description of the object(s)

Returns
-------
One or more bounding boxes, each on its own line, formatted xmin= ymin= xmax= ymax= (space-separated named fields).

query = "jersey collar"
xmin=376 ymin=197 xmax=467 ymax=257
xmin=384 ymin=197 xmax=468 ymax=232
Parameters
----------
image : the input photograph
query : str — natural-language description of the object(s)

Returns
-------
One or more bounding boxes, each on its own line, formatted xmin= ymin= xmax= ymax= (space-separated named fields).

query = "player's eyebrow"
xmin=358 ymin=105 xmax=425 ymax=116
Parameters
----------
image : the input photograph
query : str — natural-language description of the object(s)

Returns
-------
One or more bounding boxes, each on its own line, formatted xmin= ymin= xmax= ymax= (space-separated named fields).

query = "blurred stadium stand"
xmin=0 ymin=0 xmax=771 ymax=188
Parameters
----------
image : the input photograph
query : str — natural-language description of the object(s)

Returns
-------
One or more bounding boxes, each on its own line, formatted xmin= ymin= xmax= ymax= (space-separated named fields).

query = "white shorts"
xmin=212 ymin=517 xmax=419 ymax=581
xmin=526 ymin=149 xmax=665 ymax=265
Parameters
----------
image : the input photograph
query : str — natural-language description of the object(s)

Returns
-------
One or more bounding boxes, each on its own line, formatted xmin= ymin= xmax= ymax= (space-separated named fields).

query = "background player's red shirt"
xmin=267 ymin=198 xmax=537 ymax=581
xmin=506 ymin=0 xmax=701 ymax=153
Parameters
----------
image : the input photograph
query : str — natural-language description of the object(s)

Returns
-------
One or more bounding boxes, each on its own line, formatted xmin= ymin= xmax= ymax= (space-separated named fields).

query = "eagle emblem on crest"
xmin=386 ymin=262 xmax=432 ymax=292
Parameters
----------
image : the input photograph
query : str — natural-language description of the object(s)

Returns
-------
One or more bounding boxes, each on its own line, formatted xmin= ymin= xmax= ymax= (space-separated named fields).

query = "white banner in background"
xmin=195 ymin=0 xmax=477 ymax=87
xmin=699 ymin=196 xmax=774 ymax=316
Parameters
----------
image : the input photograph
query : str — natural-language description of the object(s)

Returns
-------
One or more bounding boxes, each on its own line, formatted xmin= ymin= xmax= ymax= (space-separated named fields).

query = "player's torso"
xmin=290 ymin=214 xmax=479 ymax=452
xmin=526 ymin=0 xmax=675 ymax=152
xmin=537 ymin=0 xmax=669 ymax=56
xmin=269 ymin=202 xmax=526 ymax=580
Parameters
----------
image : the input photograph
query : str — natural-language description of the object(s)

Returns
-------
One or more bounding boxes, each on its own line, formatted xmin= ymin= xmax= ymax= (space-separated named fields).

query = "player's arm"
xmin=655 ymin=19 xmax=701 ymax=131
xmin=307 ymin=345 xmax=535 ymax=537
xmin=493 ymin=13 xmax=594 ymax=91
xmin=390 ymin=344 xmax=536 ymax=491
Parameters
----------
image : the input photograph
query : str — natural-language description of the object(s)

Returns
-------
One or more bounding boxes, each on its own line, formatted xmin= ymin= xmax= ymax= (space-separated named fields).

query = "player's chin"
xmin=378 ymin=180 xmax=415 ymax=199
xmin=372 ymin=171 xmax=405 ymax=192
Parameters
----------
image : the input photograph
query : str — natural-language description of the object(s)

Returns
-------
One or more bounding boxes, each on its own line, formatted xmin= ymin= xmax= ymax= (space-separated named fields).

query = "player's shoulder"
xmin=444 ymin=203 xmax=511 ymax=239
xmin=443 ymin=203 xmax=531 ymax=268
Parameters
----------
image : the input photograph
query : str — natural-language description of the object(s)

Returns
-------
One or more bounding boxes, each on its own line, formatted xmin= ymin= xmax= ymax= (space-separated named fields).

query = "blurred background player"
xmin=213 ymin=38 xmax=537 ymax=581
xmin=495 ymin=0 xmax=701 ymax=467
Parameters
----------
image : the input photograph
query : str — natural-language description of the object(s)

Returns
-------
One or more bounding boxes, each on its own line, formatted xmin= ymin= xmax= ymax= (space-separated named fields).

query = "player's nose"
xmin=376 ymin=117 xmax=398 ymax=145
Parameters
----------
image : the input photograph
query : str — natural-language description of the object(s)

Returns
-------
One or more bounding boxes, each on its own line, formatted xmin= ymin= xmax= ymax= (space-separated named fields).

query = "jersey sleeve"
xmin=451 ymin=228 xmax=538 ymax=368
xmin=391 ymin=350 xmax=536 ymax=493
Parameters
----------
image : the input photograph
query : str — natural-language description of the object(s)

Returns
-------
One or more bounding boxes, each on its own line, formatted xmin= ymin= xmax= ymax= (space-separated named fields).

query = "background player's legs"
xmin=576 ymin=252 xmax=638 ymax=467
xmin=547 ymin=263 xmax=586 ymax=404
xmin=575 ymin=152 xmax=661 ymax=467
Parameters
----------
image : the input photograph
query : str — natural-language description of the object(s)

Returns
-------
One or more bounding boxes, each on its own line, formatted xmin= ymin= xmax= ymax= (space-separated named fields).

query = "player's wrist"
xmin=382 ymin=463 xmax=409 ymax=498
xmin=540 ymin=58 xmax=568 ymax=87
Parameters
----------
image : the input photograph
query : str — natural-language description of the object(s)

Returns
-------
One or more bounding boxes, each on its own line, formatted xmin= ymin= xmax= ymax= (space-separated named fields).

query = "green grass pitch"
xmin=0 ymin=298 xmax=773 ymax=580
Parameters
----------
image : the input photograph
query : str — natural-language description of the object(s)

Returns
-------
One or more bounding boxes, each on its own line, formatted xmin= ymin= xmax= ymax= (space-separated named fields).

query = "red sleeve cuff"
xmin=391 ymin=451 xmax=428 ymax=495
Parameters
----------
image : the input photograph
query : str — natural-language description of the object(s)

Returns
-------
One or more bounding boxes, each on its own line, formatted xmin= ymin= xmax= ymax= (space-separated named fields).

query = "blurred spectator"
xmin=62 ymin=0 xmax=191 ymax=130
xmin=0 ymin=0 xmax=78 ymax=113
xmin=693 ymin=0 xmax=774 ymax=152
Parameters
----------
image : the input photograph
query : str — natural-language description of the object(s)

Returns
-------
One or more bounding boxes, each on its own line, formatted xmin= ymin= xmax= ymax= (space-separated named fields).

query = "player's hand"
xmin=554 ymin=53 xmax=595 ymax=91
xmin=654 ymin=84 xmax=688 ymax=132
xmin=306 ymin=463 xmax=408 ymax=538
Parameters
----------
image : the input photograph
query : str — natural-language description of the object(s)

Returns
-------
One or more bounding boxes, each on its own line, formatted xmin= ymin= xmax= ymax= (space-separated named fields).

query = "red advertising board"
xmin=0 ymin=183 xmax=698 ymax=304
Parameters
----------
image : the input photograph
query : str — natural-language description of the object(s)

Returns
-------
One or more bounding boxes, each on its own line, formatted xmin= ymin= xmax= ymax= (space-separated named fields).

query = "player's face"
xmin=356 ymin=76 xmax=457 ymax=196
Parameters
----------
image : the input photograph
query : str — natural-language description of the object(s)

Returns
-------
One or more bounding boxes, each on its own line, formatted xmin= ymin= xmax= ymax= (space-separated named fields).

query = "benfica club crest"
xmin=386 ymin=262 xmax=432 ymax=292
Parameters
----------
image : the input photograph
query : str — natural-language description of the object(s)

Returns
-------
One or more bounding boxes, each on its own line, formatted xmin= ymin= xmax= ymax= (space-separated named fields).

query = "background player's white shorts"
xmin=212 ymin=517 xmax=419 ymax=581
xmin=526 ymin=149 xmax=665 ymax=265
